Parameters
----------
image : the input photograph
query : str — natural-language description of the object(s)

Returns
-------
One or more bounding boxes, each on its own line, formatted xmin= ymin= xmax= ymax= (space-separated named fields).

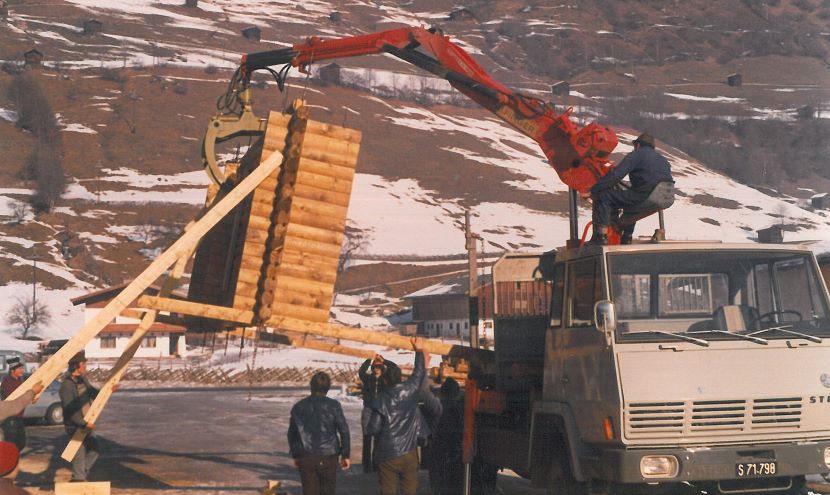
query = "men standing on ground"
xmin=370 ymin=337 xmax=439 ymax=495
xmin=288 ymin=371 xmax=350 ymax=495
xmin=583 ymin=132 xmax=674 ymax=245
xmin=1 ymin=358 xmax=28 ymax=451
xmin=60 ymin=352 xmax=100 ymax=482
xmin=358 ymin=354 xmax=398 ymax=473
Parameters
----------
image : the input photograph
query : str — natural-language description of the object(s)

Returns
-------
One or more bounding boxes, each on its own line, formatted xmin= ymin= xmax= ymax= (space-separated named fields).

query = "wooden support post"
xmin=61 ymin=251 xmax=194 ymax=462
xmin=135 ymin=295 xmax=456 ymax=356
xmin=5 ymin=149 xmax=283 ymax=402
xmin=55 ymin=481 xmax=110 ymax=495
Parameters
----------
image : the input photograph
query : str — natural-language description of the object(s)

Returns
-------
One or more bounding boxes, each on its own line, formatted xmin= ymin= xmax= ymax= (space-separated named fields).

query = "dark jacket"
xmin=0 ymin=376 xmax=24 ymax=417
xmin=60 ymin=374 xmax=99 ymax=430
xmin=288 ymin=395 xmax=350 ymax=459
xmin=418 ymin=379 xmax=442 ymax=442
xmin=358 ymin=358 xmax=399 ymax=406
xmin=370 ymin=352 xmax=427 ymax=463
xmin=591 ymin=146 xmax=673 ymax=195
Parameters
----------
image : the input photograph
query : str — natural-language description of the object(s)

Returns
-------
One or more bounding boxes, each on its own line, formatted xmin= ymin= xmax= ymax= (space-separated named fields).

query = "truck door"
xmin=548 ymin=256 xmax=618 ymax=443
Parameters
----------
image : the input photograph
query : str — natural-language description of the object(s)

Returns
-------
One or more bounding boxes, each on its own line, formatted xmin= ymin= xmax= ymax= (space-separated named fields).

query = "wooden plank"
xmin=284 ymin=222 xmax=344 ymax=246
xmin=62 ymin=250 xmax=194 ymax=462
xmin=271 ymin=302 xmax=330 ymax=322
xmin=273 ymin=273 xmax=334 ymax=297
xmin=283 ymin=236 xmax=341 ymax=259
xmin=295 ymin=169 xmax=354 ymax=195
xmin=5 ymin=149 xmax=283 ymax=402
xmin=137 ymin=296 xmax=253 ymax=324
xmin=234 ymin=294 xmax=257 ymax=310
xmin=297 ymin=156 xmax=358 ymax=181
xmin=272 ymin=287 xmax=331 ymax=309
xmin=279 ymin=250 xmax=339 ymax=268
xmin=293 ymin=183 xmax=351 ymax=207
xmin=135 ymin=296 xmax=457 ymax=356
xmin=282 ymin=209 xmax=347 ymax=235
xmin=300 ymin=133 xmax=361 ymax=160
xmin=291 ymin=196 xmax=349 ymax=219
xmin=274 ymin=262 xmax=337 ymax=284
xmin=55 ymin=481 xmax=110 ymax=495
xmin=303 ymin=118 xmax=362 ymax=143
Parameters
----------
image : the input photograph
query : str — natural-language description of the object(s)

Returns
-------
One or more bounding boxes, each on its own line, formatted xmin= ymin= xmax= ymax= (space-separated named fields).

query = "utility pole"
xmin=465 ymin=210 xmax=481 ymax=349
xmin=32 ymin=247 xmax=39 ymax=325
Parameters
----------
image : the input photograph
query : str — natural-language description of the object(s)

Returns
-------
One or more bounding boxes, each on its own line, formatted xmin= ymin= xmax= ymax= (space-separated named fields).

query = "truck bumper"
xmin=591 ymin=441 xmax=830 ymax=484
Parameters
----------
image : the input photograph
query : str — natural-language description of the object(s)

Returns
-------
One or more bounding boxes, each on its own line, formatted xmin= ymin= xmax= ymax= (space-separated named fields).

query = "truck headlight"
xmin=640 ymin=455 xmax=679 ymax=479
xmin=824 ymin=447 xmax=830 ymax=468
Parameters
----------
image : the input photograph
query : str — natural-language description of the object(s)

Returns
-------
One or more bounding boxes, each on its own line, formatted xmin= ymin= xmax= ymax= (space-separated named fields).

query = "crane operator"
xmin=582 ymin=132 xmax=675 ymax=245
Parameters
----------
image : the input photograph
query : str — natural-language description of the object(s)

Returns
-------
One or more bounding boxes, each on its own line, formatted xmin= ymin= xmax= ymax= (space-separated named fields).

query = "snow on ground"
xmin=0 ymin=283 xmax=89 ymax=345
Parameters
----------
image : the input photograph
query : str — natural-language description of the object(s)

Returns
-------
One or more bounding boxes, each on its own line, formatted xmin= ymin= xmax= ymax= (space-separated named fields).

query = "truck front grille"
xmin=625 ymin=397 xmax=802 ymax=439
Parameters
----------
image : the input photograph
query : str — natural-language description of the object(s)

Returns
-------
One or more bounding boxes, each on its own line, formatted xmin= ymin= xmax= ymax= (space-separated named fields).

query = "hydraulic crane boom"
xmin=208 ymin=25 xmax=618 ymax=193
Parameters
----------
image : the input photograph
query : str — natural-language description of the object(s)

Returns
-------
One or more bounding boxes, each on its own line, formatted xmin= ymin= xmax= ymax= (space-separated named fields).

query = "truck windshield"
xmin=607 ymin=250 xmax=830 ymax=342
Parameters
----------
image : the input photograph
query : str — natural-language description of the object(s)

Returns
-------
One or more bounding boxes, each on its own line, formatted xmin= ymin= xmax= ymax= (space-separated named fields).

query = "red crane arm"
xmin=240 ymin=26 xmax=617 ymax=192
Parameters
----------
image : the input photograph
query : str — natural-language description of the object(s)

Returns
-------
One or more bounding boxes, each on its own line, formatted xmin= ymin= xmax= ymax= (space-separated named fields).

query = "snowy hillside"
xmin=0 ymin=0 xmax=829 ymax=346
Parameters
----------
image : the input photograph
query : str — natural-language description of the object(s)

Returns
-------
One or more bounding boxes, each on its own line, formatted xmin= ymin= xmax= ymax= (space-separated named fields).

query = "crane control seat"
xmin=613 ymin=181 xmax=676 ymax=230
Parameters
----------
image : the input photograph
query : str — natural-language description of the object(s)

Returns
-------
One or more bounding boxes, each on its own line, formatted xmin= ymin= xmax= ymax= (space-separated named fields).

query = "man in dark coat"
xmin=584 ymin=132 xmax=674 ymax=245
xmin=429 ymin=378 xmax=464 ymax=495
xmin=0 ymin=358 xmax=27 ymax=451
xmin=358 ymin=354 xmax=398 ymax=473
xmin=288 ymin=372 xmax=350 ymax=495
xmin=370 ymin=338 xmax=441 ymax=495
xmin=59 ymin=352 xmax=100 ymax=482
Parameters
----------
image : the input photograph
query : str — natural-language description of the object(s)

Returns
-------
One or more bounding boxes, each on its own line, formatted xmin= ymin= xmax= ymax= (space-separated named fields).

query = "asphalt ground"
xmin=14 ymin=388 xmax=546 ymax=495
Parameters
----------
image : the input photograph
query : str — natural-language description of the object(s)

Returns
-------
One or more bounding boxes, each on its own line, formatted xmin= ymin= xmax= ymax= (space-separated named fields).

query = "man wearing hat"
xmin=59 ymin=351 xmax=100 ymax=482
xmin=1 ymin=358 xmax=28 ymax=451
xmin=582 ymin=132 xmax=675 ymax=245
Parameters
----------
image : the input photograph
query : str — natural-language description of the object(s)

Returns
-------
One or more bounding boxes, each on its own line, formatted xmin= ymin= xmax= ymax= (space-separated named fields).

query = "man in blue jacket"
xmin=583 ymin=132 xmax=674 ymax=245
xmin=288 ymin=372 xmax=350 ymax=495
xmin=370 ymin=338 xmax=441 ymax=495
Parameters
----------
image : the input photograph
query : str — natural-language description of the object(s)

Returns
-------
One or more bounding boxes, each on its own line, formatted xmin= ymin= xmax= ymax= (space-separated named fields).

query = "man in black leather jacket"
xmin=369 ymin=338 xmax=441 ymax=495
xmin=288 ymin=372 xmax=350 ymax=495
xmin=358 ymin=354 xmax=398 ymax=473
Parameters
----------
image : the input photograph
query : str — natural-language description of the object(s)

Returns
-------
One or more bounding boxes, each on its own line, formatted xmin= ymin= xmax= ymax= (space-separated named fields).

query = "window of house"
xmin=141 ymin=336 xmax=157 ymax=348
xmin=100 ymin=336 xmax=116 ymax=349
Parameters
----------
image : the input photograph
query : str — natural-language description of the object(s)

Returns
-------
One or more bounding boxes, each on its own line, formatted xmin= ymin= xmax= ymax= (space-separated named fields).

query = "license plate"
xmin=736 ymin=461 xmax=777 ymax=477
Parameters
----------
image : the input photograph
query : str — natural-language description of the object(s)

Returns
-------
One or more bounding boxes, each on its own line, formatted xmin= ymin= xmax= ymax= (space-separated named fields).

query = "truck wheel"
xmin=45 ymin=404 xmax=63 ymax=425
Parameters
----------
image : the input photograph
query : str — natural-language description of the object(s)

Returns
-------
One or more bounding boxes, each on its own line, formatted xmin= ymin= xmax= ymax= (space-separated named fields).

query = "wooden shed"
xmin=185 ymin=0 xmax=198 ymax=7
xmin=811 ymin=193 xmax=828 ymax=209
xmin=24 ymin=48 xmax=42 ymax=67
xmin=727 ymin=73 xmax=742 ymax=87
xmin=797 ymin=105 xmax=815 ymax=120
xmin=318 ymin=63 xmax=342 ymax=86
xmin=551 ymin=80 xmax=570 ymax=96
xmin=757 ymin=225 xmax=783 ymax=244
xmin=188 ymin=101 xmax=361 ymax=331
xmin=329 ymin=11 xmax=342 ymax=22
xmin=448 ymin=7 xmax=474 ymax=21
xmin=241 ymin=26 xmax=261 ymax=42
xmin=83 ymin=19 xmax=102 ymax=35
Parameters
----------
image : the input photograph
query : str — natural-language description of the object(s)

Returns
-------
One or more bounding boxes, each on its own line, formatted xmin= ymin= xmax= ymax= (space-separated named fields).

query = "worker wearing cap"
xmin=582 ymin=132 xmax=674 ymax=245
xmin=0 ymin=358 xmax=28 ymax=452
xmin=60 ymin=351 xmax=100 ymax=482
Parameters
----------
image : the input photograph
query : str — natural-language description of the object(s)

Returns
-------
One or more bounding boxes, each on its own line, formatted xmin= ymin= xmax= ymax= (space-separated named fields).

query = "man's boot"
xmin=587 ymin=225 xmax=608 ymax=246
xmin=620 ymin=233 xmax=633 ymax=245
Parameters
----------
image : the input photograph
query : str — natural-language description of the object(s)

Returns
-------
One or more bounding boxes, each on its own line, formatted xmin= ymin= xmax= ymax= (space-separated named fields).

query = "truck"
xmin=205 ymin=26 xmax=830 ymax=494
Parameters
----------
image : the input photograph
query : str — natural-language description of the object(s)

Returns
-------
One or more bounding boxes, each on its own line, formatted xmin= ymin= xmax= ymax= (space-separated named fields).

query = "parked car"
xmin=17 ymin=378 xmax=62 ymax=425
xmin=40 ymin=339 xmax=68 ymax=359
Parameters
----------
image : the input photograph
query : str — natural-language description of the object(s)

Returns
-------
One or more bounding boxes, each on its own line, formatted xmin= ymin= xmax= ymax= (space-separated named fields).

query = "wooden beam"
xmin=135 ymin=296 xmax=457 ymax=356
xmin=55 ymin=481 xmax=110 ymax=495
xmin=137 ymin=295 xmax=254 ymax=324
xmin=62 ymin=250 xmax=195 ymax=462
xmin=5 ymin=148 xmax=283 ymax=402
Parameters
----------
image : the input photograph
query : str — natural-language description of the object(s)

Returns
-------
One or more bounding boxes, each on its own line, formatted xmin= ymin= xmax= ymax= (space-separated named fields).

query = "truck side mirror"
xmin=594 ymin=300 xmax=617 ymax=333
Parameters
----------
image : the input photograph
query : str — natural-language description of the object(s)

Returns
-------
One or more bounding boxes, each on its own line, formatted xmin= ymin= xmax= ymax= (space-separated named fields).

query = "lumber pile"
xmin=189 ymin=101 xmax=361 ymax=327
